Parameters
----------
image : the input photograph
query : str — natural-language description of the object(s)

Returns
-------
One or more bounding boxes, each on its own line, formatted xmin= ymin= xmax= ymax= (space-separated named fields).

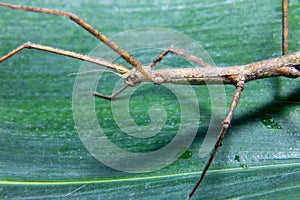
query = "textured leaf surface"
xmin=0 ymin=0 xmax=299 ymax=199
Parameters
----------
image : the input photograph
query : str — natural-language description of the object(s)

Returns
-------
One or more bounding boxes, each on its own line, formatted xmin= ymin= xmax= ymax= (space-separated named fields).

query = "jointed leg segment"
xmin=186 ymin=79 xmax=245 ymax=200
xmin=282 ymin=0 xmax=288 ymax=55
xmin=0 ymin=41 xmax=133 ymax=100
xmin=0 ymin=3 xmax=153 ymax=81
xmin=187 ymin=1 xmax=289 ymax=198
xmin=149 ymin=46 xmax=213 ymax=68
xmin=93 ymin=84 xmax=129 ymax=100
xmin=0 ymin=42 xmax=129 ymax=73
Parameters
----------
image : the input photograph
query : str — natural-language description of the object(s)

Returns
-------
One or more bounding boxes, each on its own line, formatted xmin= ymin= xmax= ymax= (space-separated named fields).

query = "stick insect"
xmin=0 ymin=1 xmax=299 ymax=199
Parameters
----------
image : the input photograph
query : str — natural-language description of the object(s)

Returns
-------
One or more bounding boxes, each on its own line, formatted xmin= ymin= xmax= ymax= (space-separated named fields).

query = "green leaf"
xmin=0 ymin=0 xmax=299 ymax=199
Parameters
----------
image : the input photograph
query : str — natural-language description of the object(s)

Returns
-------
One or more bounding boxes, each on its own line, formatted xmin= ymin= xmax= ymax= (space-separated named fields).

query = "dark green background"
xmin=0 ymin=0 xmax=299 ymax=199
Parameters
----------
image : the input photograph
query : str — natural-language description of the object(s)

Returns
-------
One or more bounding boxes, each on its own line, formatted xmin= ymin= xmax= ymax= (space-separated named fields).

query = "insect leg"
xmin=0 ymin=42 xmax=129 ymax=74
xmin=186 ymin=79 xmax=245 ymax=200
xmin=0 ymin=3 xmax=153 ymax=81
xmin=282 ymin=0 xmax=288 ymax=55
xmin=0 ymin=42 xmax=132 ymax=99
xmin=149 ymin=45 xmax=213 ymax=68
xmin=93 ymin=84 xmax=129 ymax=100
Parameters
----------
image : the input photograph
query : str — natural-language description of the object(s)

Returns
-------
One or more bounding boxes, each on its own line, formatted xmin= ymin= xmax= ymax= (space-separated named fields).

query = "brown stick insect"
xmin=0 ymin=1 xmax=299 ymax=199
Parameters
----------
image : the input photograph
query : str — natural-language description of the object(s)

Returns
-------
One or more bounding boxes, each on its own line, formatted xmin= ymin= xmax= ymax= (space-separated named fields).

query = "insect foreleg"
xmin=149 ymin=45 xmax=213 ymax=68
xmin=0 ymin=42 xmax=129 ymax=73
xmin=0 ymin=3 xmax=153 ymax=81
